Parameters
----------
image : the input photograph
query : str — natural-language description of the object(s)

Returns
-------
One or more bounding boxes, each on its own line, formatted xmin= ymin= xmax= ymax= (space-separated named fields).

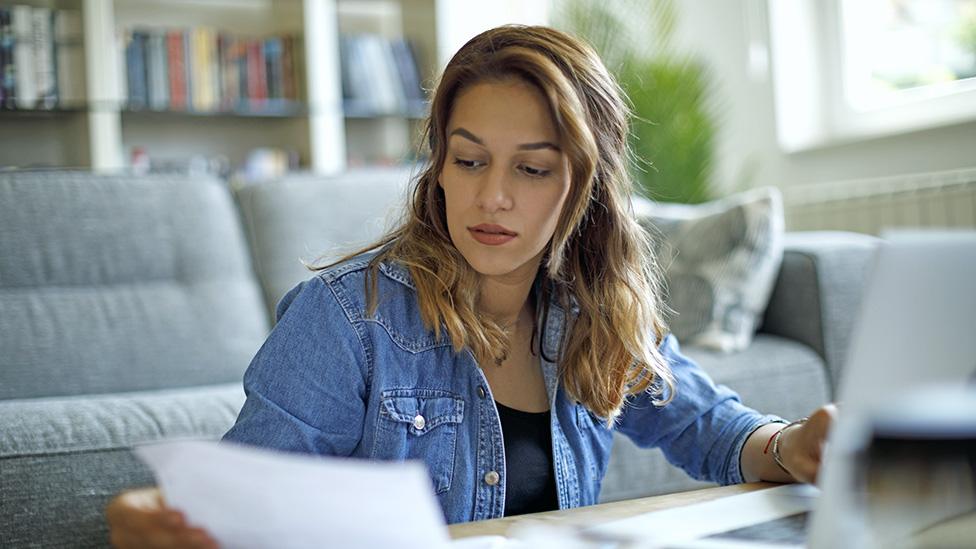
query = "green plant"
xmin=554 ymin=0 xmax=718 ymax=204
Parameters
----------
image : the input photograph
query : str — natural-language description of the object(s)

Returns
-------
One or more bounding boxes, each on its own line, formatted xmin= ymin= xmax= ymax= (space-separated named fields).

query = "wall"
xmin=667 ymin=0 xmax=976 ymax=195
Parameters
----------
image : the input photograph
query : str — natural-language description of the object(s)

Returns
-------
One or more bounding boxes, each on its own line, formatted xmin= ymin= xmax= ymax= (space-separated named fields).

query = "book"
xmin=125 ymin=30 xmax=148 ymax=110
xmin=264 ymin=36 xmax=282 ymax=102
xmin=390 ymin=38 xmax=424 ymax=110
xmin=361 ymin=34 xmax=405 ymax=115
xmin=246 ymin=38 xmax=266 ymax=106
xmin=236 ymin=36 xmax=247 ymax=106
xmin=191 ymin=27 xmax=217 ymax=111
xmin=281 ymin=35 xmax=296 ymax=101
xmin=340 ymin=34 xmax=420 ymax=116
xmin=340 ymin=34 xmax=376 ymax=114
xmin=0 ymin=7 xmax=13 ymax=108
xmin=117 ymin=25 xmax=301 ymax=114
xmin=182 ymin=31 xmax=191 ymax=109
xmin=11 ymin=5 xmax=36 ymax=109
xmin=54 ymin=10 xmax=85 ymax=108
xmin=219 ymin=33 xmax=243 ymax=110
xmin=166 ymin=30 xmax=187 ymax=110
xmin=146 ymin=30 xmax=168 ymax=111
xmin=32 ymin=6 xmax=55 ymax=110
xmin=208 ymin=27 xmax=220 ymax=110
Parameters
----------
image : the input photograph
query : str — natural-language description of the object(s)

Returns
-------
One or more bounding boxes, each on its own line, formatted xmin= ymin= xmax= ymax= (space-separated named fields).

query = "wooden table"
xmin=448 ymin=482 xmax=778 ymax=539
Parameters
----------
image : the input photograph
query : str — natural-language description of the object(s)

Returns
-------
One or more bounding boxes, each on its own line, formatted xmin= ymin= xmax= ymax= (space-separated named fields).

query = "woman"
xmin=107 ymin=25 xmax=835 ymax=547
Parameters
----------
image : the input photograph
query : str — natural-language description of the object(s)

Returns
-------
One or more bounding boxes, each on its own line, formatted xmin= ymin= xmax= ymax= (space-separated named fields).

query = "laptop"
xmin=585 ymin=230 xmax=976 ymax=548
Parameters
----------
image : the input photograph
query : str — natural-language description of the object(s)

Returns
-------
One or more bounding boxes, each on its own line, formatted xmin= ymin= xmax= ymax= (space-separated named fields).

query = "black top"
xmin=495 ymin=400 xmax=559 ymax=516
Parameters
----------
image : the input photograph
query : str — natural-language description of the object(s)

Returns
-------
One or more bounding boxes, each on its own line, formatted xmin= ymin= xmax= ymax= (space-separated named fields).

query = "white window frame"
xmin=767 ymin=0 xmax=976 ymax=153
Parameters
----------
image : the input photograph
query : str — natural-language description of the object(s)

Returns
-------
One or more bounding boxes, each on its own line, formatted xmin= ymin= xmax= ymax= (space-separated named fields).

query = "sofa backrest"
xmin=234 ymin=167 xmax=414 ymax=316
xmin=0 ymin=171 xmax=270 ymax=399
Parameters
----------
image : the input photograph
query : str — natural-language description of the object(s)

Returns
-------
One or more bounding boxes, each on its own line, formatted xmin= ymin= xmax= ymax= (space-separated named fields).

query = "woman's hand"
xmin=106 ymin=487 xmax=218 ymax=549
xmin=778 ymin=404 xmax=838 ymax=484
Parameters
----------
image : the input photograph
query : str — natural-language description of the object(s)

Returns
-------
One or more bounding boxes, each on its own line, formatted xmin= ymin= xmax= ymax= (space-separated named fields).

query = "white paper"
xmin=135 ymin=440 xmax=451 ymax=549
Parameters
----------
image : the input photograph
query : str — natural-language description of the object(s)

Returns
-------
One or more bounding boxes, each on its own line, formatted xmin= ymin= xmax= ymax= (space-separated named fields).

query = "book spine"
xmin=237 ymin=38 xmax=247 ymax=105
xmin=146 ymin=31 xmax=168 ymax=111
xmin=167 ymin=30 xmax=186 ymax=110
xmin=218 ymin=32 xmax=229 ymax=110
xmin=391 ymin=38 xmax=423 ymax=108
xmin=362 ymin=35 xmax=398 ymax=114
xmin=219 ymin=32 xmax=242 ymax=111
xmin=54 ymin=10 xmax=85 ymax=108
xmin=247 ymin=39 xmax=266 ymax=106
xmin=191 ymin=27 xmax=207 ymax=111
xmin=281 ymin=35 xmax=296 ymax=101
xmin=12 ymin=5 xmax=36 ymax=109
xmin=378 ymin=37 xmax=405 ymax=113
xmin=0 ymin=7 xmax=13 ymax=108
xmin=342 ymin=34 xmax=368 ymax=114
xmin=32 ymin=7 xmax=55 ymax=109
xmin=208 ymin=27 xmax=219 ymax=111
xmin=125 ymin=30 xmax=148 ymax=110
xmin=182 ymin=31 xmax=191 ymax=110
xmin=264 ymin=36 xmax=281 ymax=102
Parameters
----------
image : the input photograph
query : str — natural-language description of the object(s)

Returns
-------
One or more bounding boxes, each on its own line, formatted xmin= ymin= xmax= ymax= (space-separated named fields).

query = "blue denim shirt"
xmin=222 ymin=253 xmax=779 ymax=524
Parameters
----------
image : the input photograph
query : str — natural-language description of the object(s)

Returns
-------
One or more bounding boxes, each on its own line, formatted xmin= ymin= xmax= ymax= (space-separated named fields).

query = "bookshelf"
xmin=0 ymin=0 xmax=549 ymax=174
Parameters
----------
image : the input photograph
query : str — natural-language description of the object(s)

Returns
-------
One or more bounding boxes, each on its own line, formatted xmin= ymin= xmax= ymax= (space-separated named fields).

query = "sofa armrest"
xmin=0 ymin=384 xmax=244 ymax=548
xmin=761 ymin=231 xmax=881 ymax=396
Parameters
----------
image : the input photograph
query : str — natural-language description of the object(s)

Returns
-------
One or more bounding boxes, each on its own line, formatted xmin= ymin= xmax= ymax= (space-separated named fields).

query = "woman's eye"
xmin=520 ymin=165 xmax=551 ymax=178
xmin=452 ymin=158 xmax=483 ymax=170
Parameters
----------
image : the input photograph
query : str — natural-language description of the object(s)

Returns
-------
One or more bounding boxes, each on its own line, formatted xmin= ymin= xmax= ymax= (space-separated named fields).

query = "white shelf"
xmin=2 ymin=0 xmax=550 ymax=172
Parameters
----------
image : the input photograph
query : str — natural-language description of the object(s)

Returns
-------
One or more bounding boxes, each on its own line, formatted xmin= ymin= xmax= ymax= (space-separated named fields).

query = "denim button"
xmin=477 ymin=386 xmax=486 ymax=399
xmin=484 ymin=471 xmax=500 ymax=486
xmin=412 ymin=414 xmax=426 ymax=430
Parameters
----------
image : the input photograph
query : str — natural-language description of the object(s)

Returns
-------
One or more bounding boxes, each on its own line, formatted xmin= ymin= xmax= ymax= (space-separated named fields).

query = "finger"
xmin=135 ymin=494 xmax=187 ymax=531
xmin=107 ymin=491 xmax=195 ymax=549
xmin=182 ymin=527 xmax=220 ymax=549
xmin=796 ymin=455 xmax=821 ymax=484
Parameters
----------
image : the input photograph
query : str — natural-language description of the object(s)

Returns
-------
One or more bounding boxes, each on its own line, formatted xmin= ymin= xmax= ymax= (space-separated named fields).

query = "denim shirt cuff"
xmin=728 ymin=414 xmax=788 ymax=484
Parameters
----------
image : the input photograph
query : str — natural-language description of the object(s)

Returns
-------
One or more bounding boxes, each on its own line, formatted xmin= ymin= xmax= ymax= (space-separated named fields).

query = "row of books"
xmin=0 ymin=6 xmax=85 ymax=110
xmin=340 ymin=34 xmax=425 ymax=117
xmin=122 ymin=27 xmax=300 ymax=113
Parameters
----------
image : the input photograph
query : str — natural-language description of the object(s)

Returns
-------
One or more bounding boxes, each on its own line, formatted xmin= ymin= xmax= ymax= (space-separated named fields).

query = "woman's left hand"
xmin=778 ymin=404 xmax=838 ymax=483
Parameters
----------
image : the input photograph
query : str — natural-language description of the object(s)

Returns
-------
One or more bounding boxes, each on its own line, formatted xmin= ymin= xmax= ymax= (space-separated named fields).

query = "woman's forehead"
xmin=447 ymin=80 xmax=561 ymax=150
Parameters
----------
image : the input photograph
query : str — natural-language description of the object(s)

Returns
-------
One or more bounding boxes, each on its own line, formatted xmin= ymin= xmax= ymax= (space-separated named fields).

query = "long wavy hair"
xmin=317 ymin=25 xmax=674 ymax=421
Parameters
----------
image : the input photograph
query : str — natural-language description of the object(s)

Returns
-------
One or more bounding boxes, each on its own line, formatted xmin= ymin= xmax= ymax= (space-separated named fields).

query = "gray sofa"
xmin=0 ymin=170 xmax=879 ymax=547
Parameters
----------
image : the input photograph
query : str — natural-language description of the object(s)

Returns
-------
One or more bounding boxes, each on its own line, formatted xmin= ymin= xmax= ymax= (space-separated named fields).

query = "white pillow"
xmin=634 ymin=187 xmax=785 ymax=353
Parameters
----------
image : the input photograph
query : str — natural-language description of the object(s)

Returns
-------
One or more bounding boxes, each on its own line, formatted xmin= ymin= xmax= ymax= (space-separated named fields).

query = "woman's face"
xmin=440 ymin=79 xmax=572 ymax=280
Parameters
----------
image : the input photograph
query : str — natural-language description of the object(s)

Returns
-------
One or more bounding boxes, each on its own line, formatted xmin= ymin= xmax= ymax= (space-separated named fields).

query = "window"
xmin=768 ymin=0 xmax=976 ymax=152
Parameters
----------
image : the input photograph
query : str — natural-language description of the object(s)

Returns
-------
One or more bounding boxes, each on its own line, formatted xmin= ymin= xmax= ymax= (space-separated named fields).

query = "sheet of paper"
xmin=135 ymin=440 xmax=450 ymax=549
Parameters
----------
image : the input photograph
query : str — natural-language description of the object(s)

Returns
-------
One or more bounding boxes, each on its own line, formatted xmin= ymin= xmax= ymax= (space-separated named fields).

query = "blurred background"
xmin=1 ymin=0 xmax=974 ymax=235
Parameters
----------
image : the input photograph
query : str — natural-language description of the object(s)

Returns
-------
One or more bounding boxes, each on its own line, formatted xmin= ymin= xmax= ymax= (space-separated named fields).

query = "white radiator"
xmin=783 ymin=168 xmax=976 ymax=235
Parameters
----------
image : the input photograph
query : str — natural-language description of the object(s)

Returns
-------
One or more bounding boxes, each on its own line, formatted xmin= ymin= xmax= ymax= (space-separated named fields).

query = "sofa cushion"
xmin=600 ymin=334 xmax=829 ymax=502
xmin=761 ymin=232 xmax=880 ymax=394
xmin=0 ymin=384 xmax=244 ymax=548
xmin=635 ymin=187 xmax=785 ymax=353
xmin=0 ymin=171 xmax=269 ymax=399
xmin=234 ymin=167 xmax=412 ymax=318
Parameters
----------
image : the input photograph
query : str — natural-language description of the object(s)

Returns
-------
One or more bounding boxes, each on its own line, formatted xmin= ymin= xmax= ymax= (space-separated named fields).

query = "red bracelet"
xmin=763 ymin=427 xmax=782 ymax=455
xmin=763 ymin=420 xmax=790 ymax=455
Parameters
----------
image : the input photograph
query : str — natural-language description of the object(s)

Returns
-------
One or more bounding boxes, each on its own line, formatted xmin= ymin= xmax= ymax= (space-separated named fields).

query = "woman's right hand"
xmin=106 ymin=487 xmax=218 ymax=549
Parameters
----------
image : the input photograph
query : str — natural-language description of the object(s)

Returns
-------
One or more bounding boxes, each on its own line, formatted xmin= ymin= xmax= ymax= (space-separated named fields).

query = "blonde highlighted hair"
xmin=318 ymin=25 xmax=674 ymax=421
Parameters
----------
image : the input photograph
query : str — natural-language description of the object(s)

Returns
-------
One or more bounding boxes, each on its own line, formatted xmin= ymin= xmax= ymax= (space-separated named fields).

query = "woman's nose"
xmin=477 ymin=166 xmax=514 ymax=212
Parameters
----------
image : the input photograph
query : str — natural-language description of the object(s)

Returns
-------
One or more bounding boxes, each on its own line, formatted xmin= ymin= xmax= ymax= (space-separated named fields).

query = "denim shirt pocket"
xmin=372 ymin=388 xmax=465 ymax=494
xmin=575 ymin=403 xmax=611 ymax=480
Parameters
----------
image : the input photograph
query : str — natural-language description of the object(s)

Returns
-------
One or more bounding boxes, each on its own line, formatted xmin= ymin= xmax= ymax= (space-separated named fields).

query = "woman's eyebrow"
xmin=449 ymin=127 xmax=561 ymax=152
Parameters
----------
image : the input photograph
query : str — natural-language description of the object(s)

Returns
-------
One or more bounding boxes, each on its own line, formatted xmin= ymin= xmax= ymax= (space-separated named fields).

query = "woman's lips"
xmin=468 ymin=224 xmax=517 ymax=246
